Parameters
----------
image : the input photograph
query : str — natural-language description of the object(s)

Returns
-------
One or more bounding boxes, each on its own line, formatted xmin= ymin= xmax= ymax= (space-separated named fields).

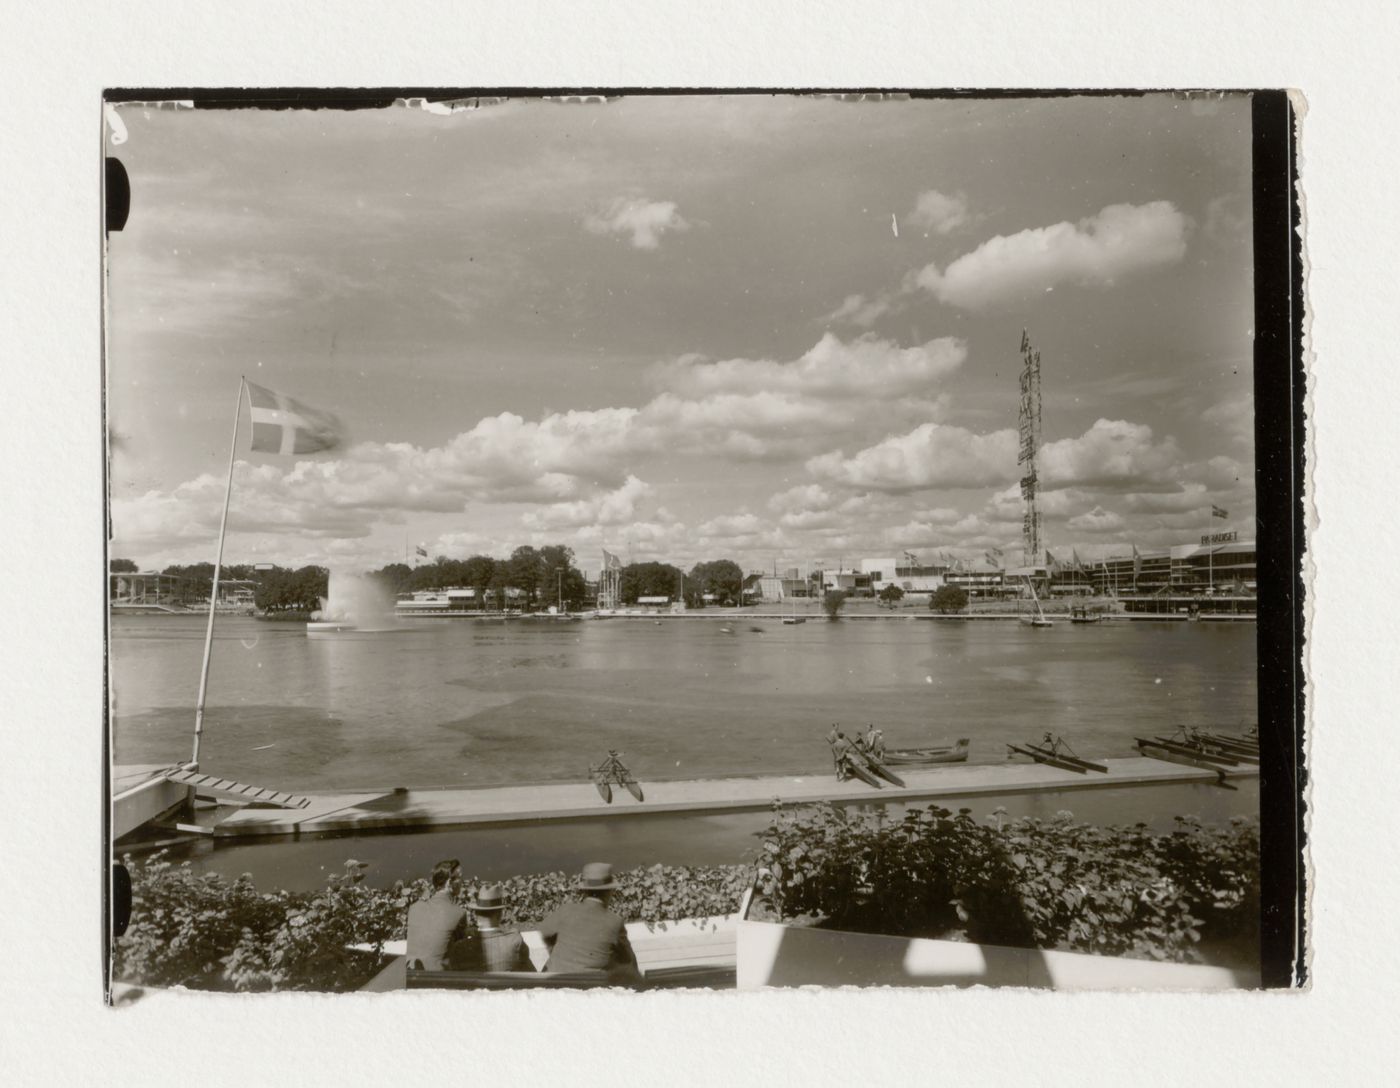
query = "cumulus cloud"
xmin=915 ymin=201 xmax=1189 ymax=309
xmin=821 ymin=292 xmax=895 ymax=328
xmin=1066 ymin=506 xmax=1127 ymax=533
xmin=806 ymin=424 xmax=1019 ymax=493
xmin=1201 ymin=394 xmax=1254 ymax=448
xmin=909 ymin=189 xmax=969 ymax=235
xmin=656 ymin=333 xmax=966 ymax=401
xmin=1039 ymin=419 xmax=1183 ymax=491
xmin=584 ymin=197 xmax=690 ymax=249
xmin=521 ymin=476 xmax=652 ymax=531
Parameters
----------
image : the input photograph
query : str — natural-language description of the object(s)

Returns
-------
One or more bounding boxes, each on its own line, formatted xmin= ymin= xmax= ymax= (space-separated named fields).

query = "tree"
xmin=110 ymin=558 xmax=139 ymax=573
xmin=538 ymin=544 xmax=586 ymax=610
xmin=878 ymin=584 xmax=905 ymax=608
xmin=687 ymin=559 xmax=742 ymax=607
xmin=620 ymin=561 xmax=685 ymax=604
xmin=822 ymin=589 xmax=849 ymax=619
xmin=507 ymin=546 xmax=542 ymax=606
xmin=369 ymin=563 xmax=413 ymax=598
xmin=929 ymin=585 xmax=969 ymax=614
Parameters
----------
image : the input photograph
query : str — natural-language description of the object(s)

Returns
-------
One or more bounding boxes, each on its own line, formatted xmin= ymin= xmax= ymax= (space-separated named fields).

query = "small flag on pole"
xmin=416 ymin=544 xmax=429 ymax=558
xmin=1211 ymin=504 xmax=1229 ymax=519
xmin=247 ymin=381 xmax=342 ymax=455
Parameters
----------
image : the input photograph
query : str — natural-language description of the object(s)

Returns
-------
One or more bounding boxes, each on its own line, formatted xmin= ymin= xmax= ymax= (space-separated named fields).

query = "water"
xmin=111 ymin=614 xmax=1256 ymax=791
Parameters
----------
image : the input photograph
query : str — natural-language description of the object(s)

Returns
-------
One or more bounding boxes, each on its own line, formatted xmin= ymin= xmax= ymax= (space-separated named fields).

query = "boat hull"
xmin=883 ymin=739 xmax=971 ymax=765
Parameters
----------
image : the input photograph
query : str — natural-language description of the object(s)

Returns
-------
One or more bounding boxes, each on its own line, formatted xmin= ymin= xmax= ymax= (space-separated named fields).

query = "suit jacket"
xmin=538 ymin=898 xmax=639 ymax=977
xmin=406 ymin=891 xmax=468 ymax=970
xmin=447 ymin=924 xmax=534 ymax=973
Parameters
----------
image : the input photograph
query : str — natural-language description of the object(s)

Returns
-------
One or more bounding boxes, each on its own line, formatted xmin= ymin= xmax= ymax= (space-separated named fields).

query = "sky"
xmin=106 ymin=93 xmax=1256 ymax=576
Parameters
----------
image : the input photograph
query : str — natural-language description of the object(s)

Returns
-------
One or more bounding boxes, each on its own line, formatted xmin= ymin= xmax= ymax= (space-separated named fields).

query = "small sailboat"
xmin=1020 ymin=575 xmax=1054 ymax=627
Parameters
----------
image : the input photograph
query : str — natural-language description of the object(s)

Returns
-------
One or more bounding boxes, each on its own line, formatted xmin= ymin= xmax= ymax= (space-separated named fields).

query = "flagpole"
xmin=190 ymin=377 xmax=246 ymax=770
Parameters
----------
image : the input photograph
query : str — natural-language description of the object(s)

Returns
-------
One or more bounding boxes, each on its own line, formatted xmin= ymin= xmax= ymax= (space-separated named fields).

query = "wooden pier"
xmin=202 ymin=757 xmax=1257 ymax=841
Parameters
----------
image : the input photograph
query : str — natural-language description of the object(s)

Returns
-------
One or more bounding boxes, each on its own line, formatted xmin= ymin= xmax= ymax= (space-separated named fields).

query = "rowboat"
xmin=882 ymin=738 xmax=971 ymax=765
xmin=1177 ymin=732 xmax=1259 ymax=764
xmin=1191 ymin=729 xmax=1259 ymax=755
xmin=854 ymin=750 xmax=906 ymax=788
xmin=841 ymin=757 xmax=882 ymax=789
xmin=1007 ymin=736 xmax=1107 ymax=774
xmin=1134 ymin=738 xmax=1236 ymax=788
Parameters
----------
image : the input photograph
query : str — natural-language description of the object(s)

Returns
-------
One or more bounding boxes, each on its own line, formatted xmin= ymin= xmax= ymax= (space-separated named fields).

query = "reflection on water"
xmin=112 ymin=614 xmax=1256 ymax=792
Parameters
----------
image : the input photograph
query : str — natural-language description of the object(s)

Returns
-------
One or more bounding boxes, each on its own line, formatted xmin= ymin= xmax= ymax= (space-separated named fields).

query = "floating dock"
xmin=201 ymin=757 xmax=1257 ymax=841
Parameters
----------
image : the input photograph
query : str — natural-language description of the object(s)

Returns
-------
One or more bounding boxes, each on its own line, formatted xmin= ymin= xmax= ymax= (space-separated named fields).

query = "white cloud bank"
xmin=915 ymin=201 xmax=1189 ymax=309
xmin=909 ymin=189 xmax=969 ymax=235
xmin=584 ymin=197 xmax=690 ymax=249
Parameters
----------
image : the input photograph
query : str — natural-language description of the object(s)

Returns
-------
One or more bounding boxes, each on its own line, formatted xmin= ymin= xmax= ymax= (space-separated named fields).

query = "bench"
xmin=405 ymin=963 xmax=736 ymax=990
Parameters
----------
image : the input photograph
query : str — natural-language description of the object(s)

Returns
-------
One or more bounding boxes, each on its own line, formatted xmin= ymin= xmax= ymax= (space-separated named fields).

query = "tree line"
xmin=112 ymin=558 xmax=329 ymax=613
xmin=367 ymin=545 xmax=587 ymax=610
xmin=113 ymin=547 xmax=766 ymax=612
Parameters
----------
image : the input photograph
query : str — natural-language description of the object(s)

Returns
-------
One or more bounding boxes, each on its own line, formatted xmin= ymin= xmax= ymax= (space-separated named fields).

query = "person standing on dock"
xmin=406 ymin=860 xmax=469 ymax=971
xmin=538 ymin=863 xmax=640 ymax=981
xmin=831 ymin=732 xmax=853 ymax=780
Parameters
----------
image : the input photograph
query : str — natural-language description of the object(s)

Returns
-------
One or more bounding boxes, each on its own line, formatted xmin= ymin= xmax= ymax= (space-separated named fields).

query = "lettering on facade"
xmin=1200 ymin=530 xmax=1238 ymax=546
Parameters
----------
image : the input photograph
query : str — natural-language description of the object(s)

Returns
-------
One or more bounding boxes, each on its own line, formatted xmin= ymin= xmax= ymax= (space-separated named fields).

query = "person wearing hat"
xmin=537 ymin=863 xmax=640 ymax=981
xmin=406 ymin=859 xmax=469 ymax=971
xmin=446 ymin=884 xmax=534 ymax=972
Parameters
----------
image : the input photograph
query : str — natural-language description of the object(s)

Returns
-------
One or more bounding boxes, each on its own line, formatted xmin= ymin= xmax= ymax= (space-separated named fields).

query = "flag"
xmin=1072 ymin=548 xmax=1084 ymax=572
xmin=1046 ymin=549 xmax=1061 ymax=574
xmin=602 ymin=549 xmax=623 ymax=571
xmin=416 ymin=544 xmax=428 ymax=558
xmin=1132 ymin=544 xmax=1143 ymax=578
xmin=247 ymin=381 xmax=342 ymax=455
xmin=1211 ymin=504 xmax=1229 ymax=519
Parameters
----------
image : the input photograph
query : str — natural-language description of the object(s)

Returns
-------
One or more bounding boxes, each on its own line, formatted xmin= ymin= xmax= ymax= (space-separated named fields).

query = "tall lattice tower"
xmin=1017 ymin=330 xmax=1043 ymax=567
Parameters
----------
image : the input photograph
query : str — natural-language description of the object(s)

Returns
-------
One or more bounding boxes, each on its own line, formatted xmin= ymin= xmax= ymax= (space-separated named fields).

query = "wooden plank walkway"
xmin=162 ymin=768 xmax=311 ymax=809
xmin=209 ymin=757 xmax=1255 ymax=840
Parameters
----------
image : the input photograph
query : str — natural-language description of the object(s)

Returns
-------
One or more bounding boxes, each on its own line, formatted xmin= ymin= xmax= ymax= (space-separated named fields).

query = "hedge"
xmin=752 ymin=803 xmax=1259 ymax=963
xmin=114 ymin=857 xmax=752 ymax=992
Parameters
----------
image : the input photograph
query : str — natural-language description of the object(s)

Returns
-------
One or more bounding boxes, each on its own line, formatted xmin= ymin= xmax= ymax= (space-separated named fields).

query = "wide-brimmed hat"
xmin=468 ymin=884 xmax=506 ymax=912
xmin=578 ymin=862 xmax=617 ymax=891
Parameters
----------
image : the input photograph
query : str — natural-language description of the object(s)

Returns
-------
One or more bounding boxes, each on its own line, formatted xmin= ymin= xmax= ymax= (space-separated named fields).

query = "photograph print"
xmin=104 ymin=89 xmax=1304 ymax=998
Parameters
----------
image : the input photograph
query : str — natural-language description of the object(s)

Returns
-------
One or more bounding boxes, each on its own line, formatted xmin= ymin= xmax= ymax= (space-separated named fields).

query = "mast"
xmin=1017 ymin=330 xmax=1043 ymax=568
xmin=190 ymin=377 xmax=246 ymax=770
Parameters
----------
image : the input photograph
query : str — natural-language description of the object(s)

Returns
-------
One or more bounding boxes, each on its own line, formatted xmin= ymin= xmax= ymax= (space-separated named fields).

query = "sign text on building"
xmin=1200 ymin=530 xmax=1238 ymax=546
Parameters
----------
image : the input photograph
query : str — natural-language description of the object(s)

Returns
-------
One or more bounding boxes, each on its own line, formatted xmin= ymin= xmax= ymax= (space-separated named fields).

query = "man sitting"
xmin=446 ymin=884 xmax=534 ymax=972
xmin=406 ymin=860 xmax=468 ymax=971
xmin=538 ymin=863 xmax=641 ymax=982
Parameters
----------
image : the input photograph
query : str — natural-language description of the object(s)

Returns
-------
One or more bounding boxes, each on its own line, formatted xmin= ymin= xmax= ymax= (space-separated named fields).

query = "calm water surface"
xmin=112 ymin=614 xmax=1256 ymax=790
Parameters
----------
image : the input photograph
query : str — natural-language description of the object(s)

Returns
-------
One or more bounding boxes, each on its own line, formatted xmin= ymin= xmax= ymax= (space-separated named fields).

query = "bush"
xmin=114 ymin=855 xmax=751 ymax=992
xmin=929 ymin=585 xmax=969 ymax=613
xmin=821 ymin=590 xmax=848 ymax=619
xmin=753 ymin=803 xmax=1258 ymax=964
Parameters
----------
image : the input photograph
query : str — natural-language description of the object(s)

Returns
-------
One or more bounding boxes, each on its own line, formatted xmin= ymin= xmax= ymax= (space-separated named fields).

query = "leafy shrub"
xmin=929 ymin=585 xmax=969 ymax=613
xmin=753 ymin=803 xmax=1259 ymax=964
xmin=114 ymin=855 xmax=751 ymax=992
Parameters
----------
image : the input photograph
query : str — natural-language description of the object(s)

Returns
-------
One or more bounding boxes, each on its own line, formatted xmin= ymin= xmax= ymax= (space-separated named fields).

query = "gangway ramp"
xmin=162 ymin=768 xmax=311 ymax=809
